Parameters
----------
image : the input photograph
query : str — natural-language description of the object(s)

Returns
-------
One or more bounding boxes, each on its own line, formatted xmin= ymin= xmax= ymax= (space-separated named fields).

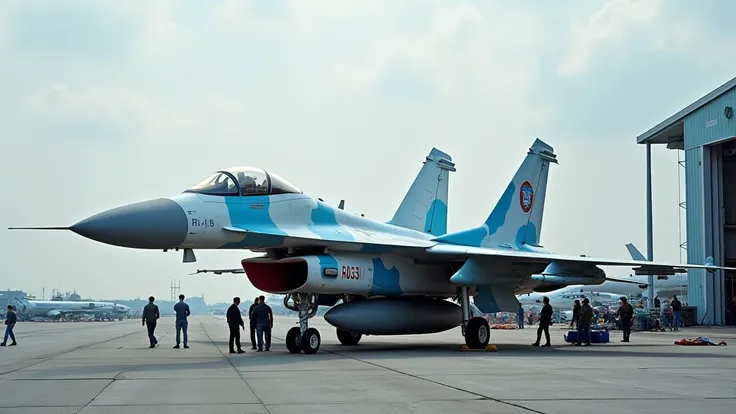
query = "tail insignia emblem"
xmin=520 ymin=181 xmax=534 ymax=213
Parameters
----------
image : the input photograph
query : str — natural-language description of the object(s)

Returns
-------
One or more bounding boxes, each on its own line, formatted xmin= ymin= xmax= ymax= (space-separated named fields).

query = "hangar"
xmin=638 ymin=75 xmax=736 ymax=326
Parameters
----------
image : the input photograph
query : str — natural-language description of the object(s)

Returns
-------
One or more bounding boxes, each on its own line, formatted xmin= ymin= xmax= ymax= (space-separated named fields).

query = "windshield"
xmin=185 ymin=172 xmax=239 ymax=196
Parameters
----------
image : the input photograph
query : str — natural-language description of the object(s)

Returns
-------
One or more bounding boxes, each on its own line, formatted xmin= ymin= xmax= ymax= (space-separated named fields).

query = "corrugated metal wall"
xmin=685 ymin=146 xmax=706 ymax=320
xmin=684 ymin=88 xmax=736 ymax=150
xmin=683 ymin=86 xmax=735 ymax=324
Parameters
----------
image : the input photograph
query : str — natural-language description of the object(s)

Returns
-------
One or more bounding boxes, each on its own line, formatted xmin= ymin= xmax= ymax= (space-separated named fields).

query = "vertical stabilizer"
xmin=388 ymin=148 xmax=456 ymax=236
xmin=625 ymin=243 xmax=647 ymax=261
xmin=435 ymin=139 xmax=557 ymax=248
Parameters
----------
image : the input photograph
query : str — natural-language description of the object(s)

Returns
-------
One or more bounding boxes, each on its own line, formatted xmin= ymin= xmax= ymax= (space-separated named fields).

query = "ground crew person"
xmin=575 ymin=298 xmax=593 ymax=346
xmin=142 ymin=296 xmax=160 ymax=348
xmin=671 ymin=295 xmax=683 ymax=331
xmin=571 ymin=299 xmax=581 ymax=328
xmin=250 ymin=295 xmax=273 ymax=351
xmin=227 ymin=297 xmax=245 ymax=354
xmin=173 ymin=294 xmax=190 ymax=349
xmin=617 ymin=297 xmax=634 ymax=342
xmin=1 ymin=305 xmax=18 ymax=347
xmin=248 ymin=296 xmax=260 ymax=350
xmin=517 ymin=303 xmax=524 ymax=329
xmin=533 ymin=296 xmax=552 ymax=347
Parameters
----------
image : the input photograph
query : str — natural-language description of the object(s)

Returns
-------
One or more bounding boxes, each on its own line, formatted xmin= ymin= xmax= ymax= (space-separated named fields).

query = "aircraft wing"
xmin=222 ymin=225 xmax=434 ymax=250
xmin=425 ymin=244 xmax=736 ymax=275
xmin=190 ymin=268 xmax=244 ymax=275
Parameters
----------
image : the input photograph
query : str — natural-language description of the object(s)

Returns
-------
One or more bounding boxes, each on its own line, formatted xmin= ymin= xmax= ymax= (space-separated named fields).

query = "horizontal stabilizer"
xmin=190 ymin=268 xmax=244 ymax=275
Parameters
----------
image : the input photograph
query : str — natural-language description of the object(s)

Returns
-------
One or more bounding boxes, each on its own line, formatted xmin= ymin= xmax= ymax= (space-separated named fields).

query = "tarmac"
xmin=1 ymin=316 xmax=734 ymax=414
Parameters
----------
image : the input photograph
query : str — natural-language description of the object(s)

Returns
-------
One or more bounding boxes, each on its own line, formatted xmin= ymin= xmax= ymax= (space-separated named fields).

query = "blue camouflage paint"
xmin=474 ymin=286 xmax=500 ymax=313
xmin=515 ymin=222 xmax=538 ymax=247
xmin=433 ymin=182 xmax=515 ymax=247
xmin=220 ymin=196 xmax=288 ymax=249
xmin=309 ymin=200 xmax=356 ymax=241
xmin=424 ymin=199 xmax=448 ymax=236
xmin=318 ymin=255 xmax=338 ymax=275
xmin=370 ymin=258 xmax=402 ymax=295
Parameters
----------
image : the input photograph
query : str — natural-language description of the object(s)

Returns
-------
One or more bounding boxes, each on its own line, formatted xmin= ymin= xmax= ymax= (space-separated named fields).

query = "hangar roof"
xmin=637 ymin=76 xmax=736 ymax=145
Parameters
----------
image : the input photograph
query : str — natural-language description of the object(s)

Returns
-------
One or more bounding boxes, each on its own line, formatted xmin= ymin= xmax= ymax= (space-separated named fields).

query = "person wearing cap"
xmin=617 ymin=297 xmax=634 ymax=342
xmin=575 ymin=298 xmax=593 ymax=346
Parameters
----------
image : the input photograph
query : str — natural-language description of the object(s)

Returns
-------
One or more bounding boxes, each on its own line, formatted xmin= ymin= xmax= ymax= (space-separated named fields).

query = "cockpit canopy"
xmin=185 ymin=167 xmax=302 ymax=197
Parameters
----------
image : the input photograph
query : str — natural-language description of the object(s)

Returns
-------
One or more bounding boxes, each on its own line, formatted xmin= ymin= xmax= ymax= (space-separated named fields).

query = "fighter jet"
xmin=9 ymin=139 xmax=735 ymax=354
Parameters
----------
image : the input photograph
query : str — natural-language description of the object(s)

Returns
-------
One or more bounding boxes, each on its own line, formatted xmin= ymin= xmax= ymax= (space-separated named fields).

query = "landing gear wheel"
xmin=286 ymin=326 xmax=302 ymax=354
xmin=336 ymin=328 xmax=362 ymax=345
xmin=465 ymin=317 xmax=490 ymax=349
xmin=301 ymin=328 xmax=321 ymax=354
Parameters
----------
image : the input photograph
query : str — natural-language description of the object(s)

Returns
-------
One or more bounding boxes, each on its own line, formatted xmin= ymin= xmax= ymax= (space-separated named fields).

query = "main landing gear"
xmin=459 ymin=286 xmax=490 ymax=349
xmin=284 ymin=293 xmax=321 ymax=354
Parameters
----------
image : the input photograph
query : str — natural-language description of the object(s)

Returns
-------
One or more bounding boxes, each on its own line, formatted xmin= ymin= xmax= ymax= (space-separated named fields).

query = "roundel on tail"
xmin=520 ymin=181 xmax=534 ymax=213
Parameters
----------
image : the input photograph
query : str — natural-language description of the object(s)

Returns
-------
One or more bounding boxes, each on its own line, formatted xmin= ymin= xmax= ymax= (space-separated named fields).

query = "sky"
xmin=1 ymin=0 xmax=735 ymax=303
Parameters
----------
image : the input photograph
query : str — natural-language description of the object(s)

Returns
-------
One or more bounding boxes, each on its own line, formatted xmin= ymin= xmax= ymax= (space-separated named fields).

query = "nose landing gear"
xmin=284 ymin=293 xmax=321 ymax=354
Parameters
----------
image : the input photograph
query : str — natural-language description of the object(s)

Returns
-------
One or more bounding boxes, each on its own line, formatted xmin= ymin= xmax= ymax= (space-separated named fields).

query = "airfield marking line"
xmin=198 ymin=320 xmax=272 ymax=414
xmin=74 ymin=379 xmax=116 ymax=414
xmin=0 ymin=331 xmax=142 ymax=376
xmin=266 ymin=333 xmax=546 ymax=414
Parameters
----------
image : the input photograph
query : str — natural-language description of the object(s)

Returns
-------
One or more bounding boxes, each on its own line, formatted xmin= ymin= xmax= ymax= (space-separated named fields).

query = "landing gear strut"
xmin=284 ymin=293 xmax=321 ymax=354
xmin=459 ymin=286 xmax=490 ymax=349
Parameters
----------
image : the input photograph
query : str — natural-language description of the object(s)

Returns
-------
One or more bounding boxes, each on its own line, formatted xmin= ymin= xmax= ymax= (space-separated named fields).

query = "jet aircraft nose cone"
xmin=70 ymin=198 xmax=188 ymax=249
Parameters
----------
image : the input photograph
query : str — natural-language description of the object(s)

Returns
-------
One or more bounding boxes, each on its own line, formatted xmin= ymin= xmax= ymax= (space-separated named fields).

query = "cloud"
xmin=558 ymin=0 xmax=663 ymax=77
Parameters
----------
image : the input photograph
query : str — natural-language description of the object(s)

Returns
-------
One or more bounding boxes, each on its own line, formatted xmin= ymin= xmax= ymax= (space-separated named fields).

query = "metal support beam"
xmin=646 ymin=143 xmax=655 ymax=308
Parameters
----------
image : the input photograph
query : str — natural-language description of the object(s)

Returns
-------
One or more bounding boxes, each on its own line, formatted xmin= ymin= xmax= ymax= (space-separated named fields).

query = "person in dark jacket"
xmin=533 ymin=296 xmax=552 ymax=347
xmin=617 ymin=297 xmax=634 ymax=342
xmin=248 ymin=296 xmax=260 ymax=350
xmin=671 ymin=296 xmax=683 ymax=331
xmin=517 ymin=304 xmax=525 ymax=329
xmin=1 ymin=305 xmax=18 ymax=346
xmin=142 ymin=296 xmax=160 ymax=348
xmin=576 ymin=298 xmax=593 ymax=346
xmin=571 ymin=300 xmax=581 ymax=328
xmin=250 ymin=295 xmax=273 ymax=351
xmin=227 ymin=297 xmax=245 ymax=354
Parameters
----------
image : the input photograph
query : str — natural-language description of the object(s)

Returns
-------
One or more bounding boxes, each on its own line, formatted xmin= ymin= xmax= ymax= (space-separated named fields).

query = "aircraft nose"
xmin=70 ymin=198 xmax=188 ymax=249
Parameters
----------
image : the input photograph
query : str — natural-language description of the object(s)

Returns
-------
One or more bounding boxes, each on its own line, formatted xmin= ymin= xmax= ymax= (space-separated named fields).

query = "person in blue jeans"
xmin=250 ymin=295 xmax=273 ymax=351
xmin=575 ymin=298 xmax=593 ymax=346
xmin=173 ymin=294 xmax=191 ymax=349
xmin=517 ymin=304 xmax=525 ymax=329
xmin=1 ymin=305 xmax=18 ymax=347
xmin=671 ymin=296 xmax=683 ymax=331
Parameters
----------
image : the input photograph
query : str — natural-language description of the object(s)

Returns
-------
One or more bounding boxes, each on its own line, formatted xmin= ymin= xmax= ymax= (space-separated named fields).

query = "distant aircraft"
xmin=517 ymin=242 xmax=689 ymax=305
xmin=10 ymin=139 xmax=734 ymax=354
xmin=518 ymin=286 xmax=628 ymax=310
xmin=10 ymin=298 xmax=130 ymax=320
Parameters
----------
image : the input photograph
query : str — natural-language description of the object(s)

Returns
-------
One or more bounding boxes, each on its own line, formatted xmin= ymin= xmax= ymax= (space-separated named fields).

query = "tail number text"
xmin=341 ymin=265 xmax=361 ymax=280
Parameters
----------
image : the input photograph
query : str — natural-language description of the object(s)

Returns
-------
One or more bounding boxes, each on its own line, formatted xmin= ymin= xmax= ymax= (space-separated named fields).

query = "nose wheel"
xmin=284 ymin=293 xmax=321 ymax=354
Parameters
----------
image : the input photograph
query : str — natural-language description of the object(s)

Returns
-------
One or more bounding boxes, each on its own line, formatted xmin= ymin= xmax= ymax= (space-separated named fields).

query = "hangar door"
xmin=705 ymin=138 xmax=736 ymax=326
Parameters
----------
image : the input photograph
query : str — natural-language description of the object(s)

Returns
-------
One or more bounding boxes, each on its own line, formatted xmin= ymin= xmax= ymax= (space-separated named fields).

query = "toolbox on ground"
xmin=564 ymin=330 xmax=610 ymax=343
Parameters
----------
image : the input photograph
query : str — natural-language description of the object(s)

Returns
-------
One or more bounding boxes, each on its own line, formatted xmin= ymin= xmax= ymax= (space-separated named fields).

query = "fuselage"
xmin=16 ymin=300 xmax=130 ymax=318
